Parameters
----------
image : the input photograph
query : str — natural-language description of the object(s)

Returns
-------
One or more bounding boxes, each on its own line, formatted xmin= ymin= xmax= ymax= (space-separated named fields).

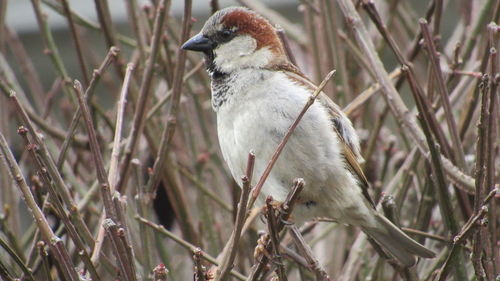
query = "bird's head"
xmin=182 ymin=7 xmax=288 ymax=75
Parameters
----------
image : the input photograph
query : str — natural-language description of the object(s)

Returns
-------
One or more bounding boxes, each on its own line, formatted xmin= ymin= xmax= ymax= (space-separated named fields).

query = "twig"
xmin=470 ymin=31 xmax=498 ymax=278
xmin=288 ymin=225 xmax=330 ymax=281
xmin=42 ymin=0 xmax=137 ymax=47
xmin=136 ymin=216 xmax=247 ymax=281
xmin=236 ymin=0 xmax=307 ymax=47
xmin=74 ymin=81 xmax=138 ymax=277
xmin=0 ymin=235 xmax=35 ymax=281
xmin=5 ymin=28 xmax=45 ymax=112
xmin=109 ymin=63 xmax=134 ymax=189
xmin=337 ymin=0 xmax=475 ymax=192
xmin=435 ymin=188 xmax=497 ymax=281
xmin=144 ymin=0 xmax=193 ymax=195
xmin=116 ymin=0 xmax=168 ymax=192
xmin=485 ymin=23 xmax=498 ymax=277
xmin=145 ymin=60 xmax=204 ymax=121
xmin=30 ymin=0 xmax=75 ymax=103
xmin=60 ymin=0 xmax=90 ymax=86
xmin=276 ymin=27 xmax=297 ymax=66
xmin=418 ymin=112 xmax=465 ymax=280
xmin=246 ymin=179 xmax=305 ymax=281
xmin=103 ymin=219 xmax=137 ymax=281
xmin=17 ymin=126 xmax=101 ymax=281
xmin=8 ymin=90 xmax=97 ymax=256
xmin=216 ymin=153 xmax=255 ymax=281
xmin=247 ymin=70 xmax=335 ymax=209
xmin=125 ymin=0 xmax=147 ymax=62
xmin=400 ymin=228 xmax=448 ymax=243
xmin=265 ymin=197 xmax=288 ymax=281
xmin=175 ymin=163 xmax=233 ymax=212
xmin=343 ymin=69 xmax=401 ymax=116
xmin=73 ymin=81 xmax=117 ymax=220
xmin=37 ymin=242 xmax=53 ymax=281
xmin=56 ymin=46 xmax=119 ymax=170
xmin=419 ymin=19 xmax=466 ymax=169
xmin=0 ymin=131 xmax=79 ymax=281
xmin=210 ymin=0 xmax=219 ymax=14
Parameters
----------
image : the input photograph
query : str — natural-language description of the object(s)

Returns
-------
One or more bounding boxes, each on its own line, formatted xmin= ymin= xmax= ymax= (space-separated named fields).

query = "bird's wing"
xmin=273 ymin=63 xmax=375 ymax=207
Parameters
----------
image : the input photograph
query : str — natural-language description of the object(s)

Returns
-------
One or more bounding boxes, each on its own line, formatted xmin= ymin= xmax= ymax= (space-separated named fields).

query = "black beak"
xmin=181 ymin=34 xmax=216 ymax=52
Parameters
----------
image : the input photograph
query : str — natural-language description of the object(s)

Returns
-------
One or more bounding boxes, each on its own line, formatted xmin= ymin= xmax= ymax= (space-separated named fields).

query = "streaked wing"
xmin=273 ymin=63 xmax=375 ymax=207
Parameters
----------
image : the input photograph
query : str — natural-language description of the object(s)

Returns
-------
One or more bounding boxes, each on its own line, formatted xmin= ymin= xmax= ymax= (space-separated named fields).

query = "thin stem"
xmin=60 ymin=0 xmax=90 ymax=86
xmin=136 ymin=216 xmax=247 ymax=281
xmin=56 ymin=47 xmax=119 ymax=170
xmin=116 ymin=1 xmax=168 ymax=192
xmin=337 ymin=0 xmax=475 ymax=192
xmin=216 ymin=153 xmax=255 ymax=281
xmin=419 ymin=19 xmax=466 ymax=169
xmin=0 ymin=131 xmax=79 ymax=281
xmin=109 ymin=63 xmax=134 ymax=189
xmin=145 ymin=0 xmax=192 ymax=195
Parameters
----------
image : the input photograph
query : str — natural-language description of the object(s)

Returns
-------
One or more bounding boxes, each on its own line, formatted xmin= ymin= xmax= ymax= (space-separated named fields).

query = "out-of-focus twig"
xmin=419 ymin=19 xmax=466 ymax=169
xmin=145 ymin=0 xmax=192 ymax=195
xmin=338 ymin=0 xmax=475 ymax=193
xmin=60 ymin=0 xmax=90 ymax=86
xmin=117 ymin=0 xmax=168 ymax=192
xmin=56 ymin=46 xmax=119 ymax=170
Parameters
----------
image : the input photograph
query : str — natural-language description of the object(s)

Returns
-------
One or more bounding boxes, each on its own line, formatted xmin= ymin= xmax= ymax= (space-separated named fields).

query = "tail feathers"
xmin=363 ymin=213 xmax=436 ymax=267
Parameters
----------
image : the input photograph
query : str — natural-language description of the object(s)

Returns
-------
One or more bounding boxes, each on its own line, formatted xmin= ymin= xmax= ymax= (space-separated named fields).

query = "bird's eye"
xmin=220 ymin=29 xmax=233 ymax=39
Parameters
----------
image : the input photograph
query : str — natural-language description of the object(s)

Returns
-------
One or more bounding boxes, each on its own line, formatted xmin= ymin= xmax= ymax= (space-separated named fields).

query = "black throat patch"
xmin=210 ymin=73 xmax=233 ymax=110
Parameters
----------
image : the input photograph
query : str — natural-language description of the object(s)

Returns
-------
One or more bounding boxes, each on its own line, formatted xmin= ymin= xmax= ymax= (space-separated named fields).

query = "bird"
xmin=181 ymin=6 xmax=435 ymax=267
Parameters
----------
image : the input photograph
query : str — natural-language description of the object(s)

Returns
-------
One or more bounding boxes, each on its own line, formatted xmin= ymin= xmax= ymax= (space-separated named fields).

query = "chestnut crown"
xmin=182 ymin=7 xmax=287 ymax=74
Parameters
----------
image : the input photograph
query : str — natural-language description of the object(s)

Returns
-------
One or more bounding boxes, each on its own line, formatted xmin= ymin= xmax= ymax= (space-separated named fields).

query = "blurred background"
xmin=0 ymin=0 xmax=497 ymax=281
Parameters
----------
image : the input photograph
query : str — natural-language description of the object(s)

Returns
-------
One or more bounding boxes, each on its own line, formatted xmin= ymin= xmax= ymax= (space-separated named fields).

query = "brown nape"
xmin=221 ymin=9 xmax=285 ymax=56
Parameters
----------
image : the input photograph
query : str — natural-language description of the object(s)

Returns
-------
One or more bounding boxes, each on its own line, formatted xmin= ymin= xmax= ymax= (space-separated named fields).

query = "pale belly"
xmin=216 ymin=94 xmax=373 ymax=225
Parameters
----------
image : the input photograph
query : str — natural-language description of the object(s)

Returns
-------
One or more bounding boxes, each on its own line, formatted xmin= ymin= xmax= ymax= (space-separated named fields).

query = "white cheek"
xmin=214 ymin=35 xmax=273 ymax=72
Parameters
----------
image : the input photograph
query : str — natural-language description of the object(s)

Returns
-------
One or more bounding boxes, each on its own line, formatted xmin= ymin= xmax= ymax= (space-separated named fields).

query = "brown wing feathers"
xmin=272 ymin=63 xmax=375 ymax=207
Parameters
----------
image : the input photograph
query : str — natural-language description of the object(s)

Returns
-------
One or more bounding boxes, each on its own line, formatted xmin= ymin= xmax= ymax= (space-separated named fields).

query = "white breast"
xmin=214 ymin=69 xmax=374 ymax=225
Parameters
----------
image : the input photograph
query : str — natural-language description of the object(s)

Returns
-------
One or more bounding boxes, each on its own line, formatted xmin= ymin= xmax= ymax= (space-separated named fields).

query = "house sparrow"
xmin=182 ymin=7 xmax=435 ymax=267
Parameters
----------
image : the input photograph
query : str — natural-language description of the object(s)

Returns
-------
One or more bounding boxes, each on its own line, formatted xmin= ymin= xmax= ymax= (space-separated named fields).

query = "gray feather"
xmin=363 ymin=213 xmax=436 ymax=267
